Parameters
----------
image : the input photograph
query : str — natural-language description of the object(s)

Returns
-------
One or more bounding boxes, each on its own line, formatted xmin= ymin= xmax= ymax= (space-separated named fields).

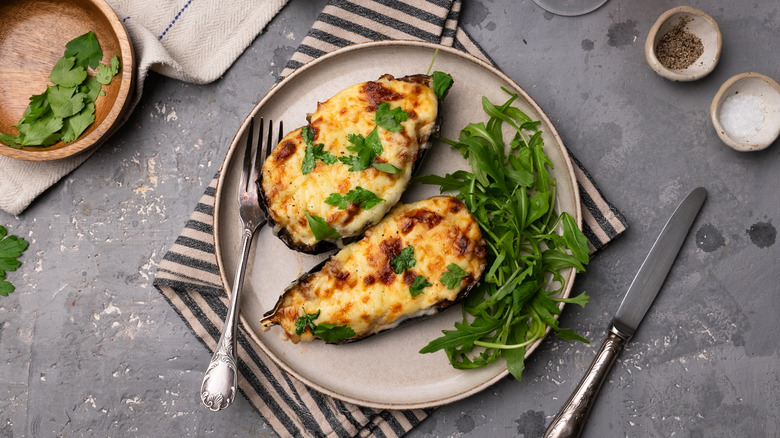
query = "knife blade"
xmin=544 ymin=186 xmax=707 ymax=438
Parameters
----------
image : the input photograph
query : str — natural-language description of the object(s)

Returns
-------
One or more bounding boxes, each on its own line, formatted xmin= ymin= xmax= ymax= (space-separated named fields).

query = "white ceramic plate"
xmin=214 ymin=41 xmax=581 ymax=410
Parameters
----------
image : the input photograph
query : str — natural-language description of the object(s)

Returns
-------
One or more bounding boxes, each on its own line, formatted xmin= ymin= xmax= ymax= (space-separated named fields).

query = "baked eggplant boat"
xmin=260 ymin=196 xmax=487 ymax=344
xmin=259 ymin=73 xmax=452 ymax=254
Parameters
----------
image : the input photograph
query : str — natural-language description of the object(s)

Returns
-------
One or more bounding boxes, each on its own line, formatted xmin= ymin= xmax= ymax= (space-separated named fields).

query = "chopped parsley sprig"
xmin=416 ymin=90 xmax=590 ymax=381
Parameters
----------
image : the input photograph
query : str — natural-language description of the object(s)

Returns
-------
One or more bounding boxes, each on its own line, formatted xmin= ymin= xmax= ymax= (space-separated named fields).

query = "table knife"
xmin=545 ymin=186 xmax=707 ymax=438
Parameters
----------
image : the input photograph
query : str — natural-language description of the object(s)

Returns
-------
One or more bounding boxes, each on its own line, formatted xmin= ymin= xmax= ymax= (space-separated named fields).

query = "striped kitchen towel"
xmin=153 ymin=1 xmax=628 ymax=437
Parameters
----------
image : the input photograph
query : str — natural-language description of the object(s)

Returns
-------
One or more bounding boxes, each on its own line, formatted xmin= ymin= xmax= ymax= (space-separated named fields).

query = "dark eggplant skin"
xmin=259 ymin=196 xmax=487 ymax=344
xmin=257 ymin=73 xmax=447 ymax=255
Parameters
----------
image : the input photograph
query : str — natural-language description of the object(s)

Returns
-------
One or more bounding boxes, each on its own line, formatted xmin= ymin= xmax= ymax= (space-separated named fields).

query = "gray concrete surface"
xmin=2 ymin=0 xmax=778 ymax=437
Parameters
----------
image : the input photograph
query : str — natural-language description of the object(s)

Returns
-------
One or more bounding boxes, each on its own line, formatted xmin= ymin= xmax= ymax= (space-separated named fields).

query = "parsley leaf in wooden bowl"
xmin=0 ymin=0 xmax=134 ymax=161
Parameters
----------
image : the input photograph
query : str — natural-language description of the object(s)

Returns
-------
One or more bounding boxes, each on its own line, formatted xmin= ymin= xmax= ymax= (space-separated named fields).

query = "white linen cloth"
xmin=0 ymin=0 xmax=289 ymax=215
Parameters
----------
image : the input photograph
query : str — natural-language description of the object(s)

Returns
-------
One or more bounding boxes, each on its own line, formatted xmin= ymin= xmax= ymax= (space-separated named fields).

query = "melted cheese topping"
xmin=261 ymin=75 xmax=439 ymax=249
xmin=262 ymin=196 xmax=487 ymax=343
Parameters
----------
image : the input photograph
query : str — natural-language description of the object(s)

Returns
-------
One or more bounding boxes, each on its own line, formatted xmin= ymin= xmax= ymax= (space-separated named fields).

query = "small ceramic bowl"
xmin=645 ymin=6 xmax=722 ymax=82
xmin=0 ymin=0 xmax=134 ymax=161
xmin=710 ymin=72 xmax=780 ymax=152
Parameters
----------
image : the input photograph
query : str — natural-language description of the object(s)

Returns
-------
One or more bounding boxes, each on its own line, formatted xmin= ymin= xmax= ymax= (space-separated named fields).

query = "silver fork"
xmin=200 ymin=116 xmax=281 ymax=411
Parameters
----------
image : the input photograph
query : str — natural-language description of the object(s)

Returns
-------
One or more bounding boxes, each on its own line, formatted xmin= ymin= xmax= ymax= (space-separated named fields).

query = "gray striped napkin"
xmin=153 ymin=1 xmax=628 ymax=437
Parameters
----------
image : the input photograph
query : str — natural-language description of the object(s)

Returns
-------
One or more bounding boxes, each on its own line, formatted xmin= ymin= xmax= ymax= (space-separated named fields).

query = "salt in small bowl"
xmin=645 ymin=6 xmax=722 ymax=82
xmin=710 ymin=72 xmax=780 ymax=152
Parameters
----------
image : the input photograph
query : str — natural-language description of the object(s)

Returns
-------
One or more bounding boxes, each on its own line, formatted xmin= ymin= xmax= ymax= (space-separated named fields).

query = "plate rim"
xmin=213 ymin=39 xmax=582 ymax=410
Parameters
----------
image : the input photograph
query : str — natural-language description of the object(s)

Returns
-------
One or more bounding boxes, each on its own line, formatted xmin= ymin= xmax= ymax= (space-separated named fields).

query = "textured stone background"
xmin=2 ymin=0 xmax=778 ymax=437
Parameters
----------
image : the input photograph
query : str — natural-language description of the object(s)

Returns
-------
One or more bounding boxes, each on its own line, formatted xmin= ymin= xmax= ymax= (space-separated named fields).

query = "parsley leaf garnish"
xmin=371 ymin=162 xmax=401 ymax=174
xmin=305 ymin=212 xmax=340 ymax=242
xmin=0 ymin=31 xmax=121 ymax=148
xmin=432 ymin=71 xmax=454 ymax=100
xmin=313 ymin=323 xmax=356 ymax=343
xmin=390 ymin=245 xmax=416 ymax=274
xmin=0 ymin=226 xmax=29 ymax=297
xmin=440 ymin=263 xmax=469 ymax=289
xmin=339 ymin=128 xmax=382 ymax=171
xmin=375 ymin=102 xmax=409 ymax=132
xmin=325 ymin=186 xmax=385 ymax=210
xmin=301 ymin=126 xmax=337 ymax=174
xmin=294 ymin=308 xmax=355 ymax=342
xmin=409 ymin=275 xmax=432 ymax=297
xmin=294 ymin=309 xmax=320 ymax=335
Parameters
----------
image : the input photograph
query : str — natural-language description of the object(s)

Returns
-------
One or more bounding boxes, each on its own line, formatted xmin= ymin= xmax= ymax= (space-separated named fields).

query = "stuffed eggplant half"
xmin=260 ymin=196 xmax=487 ymax=344
xmin=259 ymin=73 xmax=451 ymax=254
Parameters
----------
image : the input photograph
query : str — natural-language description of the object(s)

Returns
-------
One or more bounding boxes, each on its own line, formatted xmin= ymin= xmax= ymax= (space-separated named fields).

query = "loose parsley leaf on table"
xmin=305 ymin=212 xmax=340 ymax=242
xmin=0 ymin=226 xmax=29 ymax=297
xmin=416 ymin=90 xmax=590 ymax=381
xmin=325 ymin=186 xmax=384 ymax=210
xmin=301 ymin=126 xmax=337 ymax=174
xmin=0 ymin=31 xmax=121 ymax=149
xmin=390 ymin=245 xmax=416 ymax=274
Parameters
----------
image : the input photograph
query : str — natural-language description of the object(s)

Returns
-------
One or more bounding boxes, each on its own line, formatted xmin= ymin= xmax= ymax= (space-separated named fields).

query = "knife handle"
xmin=544 ymin=330 xmax=628 ymax=438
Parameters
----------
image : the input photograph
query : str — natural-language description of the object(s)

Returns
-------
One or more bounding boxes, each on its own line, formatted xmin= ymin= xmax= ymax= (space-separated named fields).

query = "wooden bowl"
xmin=644 ymin=6 xmax=721 ymax=82
xmin=0 ymin=0 xmax=134 ymax=161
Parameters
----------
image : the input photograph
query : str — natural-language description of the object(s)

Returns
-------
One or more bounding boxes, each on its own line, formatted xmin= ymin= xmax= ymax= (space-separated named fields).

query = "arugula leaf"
xmin=390 ymin=245 xmax=416 ymax=274
xmin=325 ymin=186 xmax=384 ymax=210
xmin=49 ymin=57 xmax=87 ymax=88
xmin=64 ymin=31 xmax=103 ymax=69
xmin=305 ymin=212 xmax=340 ymax=242
xmin=294 ymin=309 xmax=320 ymax=335
xmin=339 ymin=128 xmax=383 ymax=171
xmin=0 ymin=226 xmax=29 ymax=297
xmin=313 ymin=323 xmax=356 ymax=343
xmin=432 ymin=71 xmax=454 ymax=100
xmin=375 ymin=102 xmax=408 ymax=132
xmin=419 ymin=314 xmax=502 ymax=353
xmin=409 ymin=275 xmax=432 ymax=297
xmin=440 ymin=263 xmax=469 ymax=289
xmin=301 ymin=126 xmax=337 ymax=174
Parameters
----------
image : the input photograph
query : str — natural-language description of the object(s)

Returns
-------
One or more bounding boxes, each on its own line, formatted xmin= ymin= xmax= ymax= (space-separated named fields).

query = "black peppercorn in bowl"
xmin=644 ymin=6 xmax=722 ymax=82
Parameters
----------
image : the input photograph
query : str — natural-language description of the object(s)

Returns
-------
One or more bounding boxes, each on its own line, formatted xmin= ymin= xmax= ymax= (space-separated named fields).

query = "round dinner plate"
xmin=214 ymin=41 xmax=581 ymax=410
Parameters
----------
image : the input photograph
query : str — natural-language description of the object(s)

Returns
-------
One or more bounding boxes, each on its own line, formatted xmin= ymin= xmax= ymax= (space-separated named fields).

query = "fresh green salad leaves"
xmin=0 ymin=31 xmax=121 ymax=148
xmin=305 ymin=212 xmax=340 ymax=242
xmin=294 ymin=308 xmax=356 ymax=343
xmin=325 ymin=186 xmax=384 ymax=210
xmin=0 ymin=226 xmax=29 ymax=297
xmin=416 ymin=90 xmax=591 ymax=381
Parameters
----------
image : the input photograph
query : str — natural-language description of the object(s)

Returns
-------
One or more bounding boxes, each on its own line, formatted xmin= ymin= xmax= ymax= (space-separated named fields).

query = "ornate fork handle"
xmin=200 ymin=226 xmax=256 ymax=411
